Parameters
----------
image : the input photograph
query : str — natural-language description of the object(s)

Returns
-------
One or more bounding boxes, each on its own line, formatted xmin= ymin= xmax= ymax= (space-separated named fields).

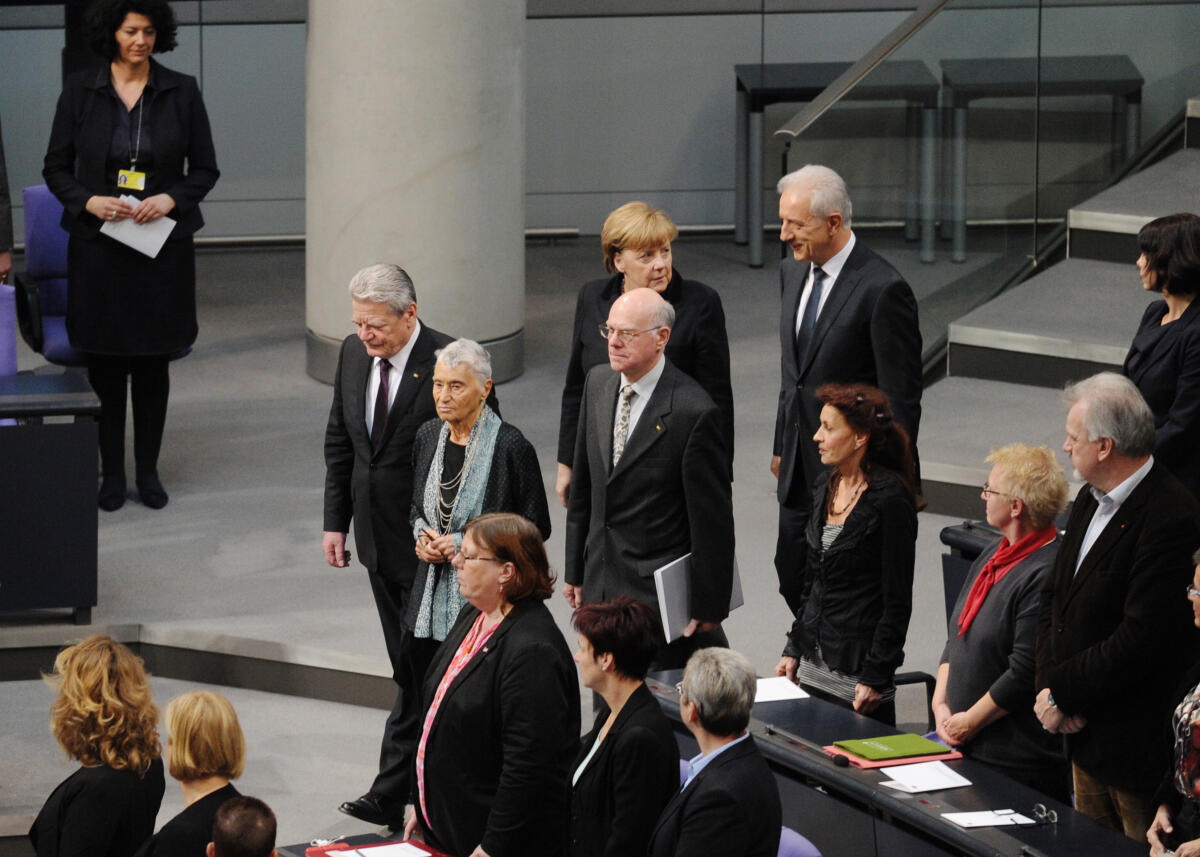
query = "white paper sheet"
xmin=941 ymin=810 xmax=1035 ymax=828
xmin=99 ymin=194 xmax=175 ymax=258
xmin=878 ymin=760 xmax=971 ymax=793
xmin=754 ymin=676 xmax=810 ymax=702
xmin=344 ymin=843 xmax=429 ymax=857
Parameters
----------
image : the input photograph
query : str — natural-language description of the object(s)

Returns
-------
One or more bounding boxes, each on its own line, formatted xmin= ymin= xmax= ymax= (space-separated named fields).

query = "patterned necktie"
xmin=796 ymin=265 xmax=827 ymax=366
xmin=612 ymin=384 xmax=636 ymax=466
xmin=371 ymin=358 xmax=391 ymax=447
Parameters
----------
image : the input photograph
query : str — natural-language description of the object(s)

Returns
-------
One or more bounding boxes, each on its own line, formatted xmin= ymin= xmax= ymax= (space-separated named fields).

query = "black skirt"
xmin=66 ymin=231 xmax=197 ymax=356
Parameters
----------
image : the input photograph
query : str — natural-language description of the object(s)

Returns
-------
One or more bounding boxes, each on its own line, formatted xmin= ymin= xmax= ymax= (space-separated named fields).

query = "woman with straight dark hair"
xmin=568 ymin=597 xmax=679 ymax=857
xmin=1123 ymin=213 xmax=1200 ymax=501
xmin=43 ymin=0 xmax=218 ymax=511
xmin=774 ymin=383 xmax=918 ymax=725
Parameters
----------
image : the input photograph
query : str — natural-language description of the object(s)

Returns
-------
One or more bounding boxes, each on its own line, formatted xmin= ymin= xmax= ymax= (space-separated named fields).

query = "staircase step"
xmin=947 ymin=258 xmax=1154 ymax=387
xmin=920 ymin=377 xmax=1083 ymax=517
xmin=1068 ymin=148 xmax=1200 ymax=262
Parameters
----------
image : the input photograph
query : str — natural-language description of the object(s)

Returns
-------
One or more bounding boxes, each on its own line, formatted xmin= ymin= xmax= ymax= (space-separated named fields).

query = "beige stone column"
xmin=305 ymin=0 xmax=526 ymax=382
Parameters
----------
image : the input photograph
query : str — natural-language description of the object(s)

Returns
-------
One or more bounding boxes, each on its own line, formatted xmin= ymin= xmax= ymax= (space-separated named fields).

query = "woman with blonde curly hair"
xmin=134 ymin=691 xmax=245 ymax=857
xmin=30 ymin=635 xmax=164 ymax=857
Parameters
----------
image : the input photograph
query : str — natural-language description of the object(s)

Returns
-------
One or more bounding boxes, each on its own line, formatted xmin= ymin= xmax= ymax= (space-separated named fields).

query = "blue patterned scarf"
xmin=412 ymin=405 xmax=501 ymax=640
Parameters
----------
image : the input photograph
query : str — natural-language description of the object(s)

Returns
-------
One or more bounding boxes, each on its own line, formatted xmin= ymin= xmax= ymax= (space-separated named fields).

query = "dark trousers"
xmin=366 ymin=570 xmax=438 ymax=812
xmin=651 ymin=625 xmax=729 ymax=672
xmin=87 ymin=354 xmax=170 ymax=480
xmin=775 ymin=497 xmax=811 ymax=615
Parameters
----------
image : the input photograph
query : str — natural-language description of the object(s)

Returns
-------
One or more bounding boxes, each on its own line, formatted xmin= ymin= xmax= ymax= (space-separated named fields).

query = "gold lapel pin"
xmin=656 ymin=424 xmax=662 ymax=431
xmin=412 ymin=372 xmax=420 ymax=378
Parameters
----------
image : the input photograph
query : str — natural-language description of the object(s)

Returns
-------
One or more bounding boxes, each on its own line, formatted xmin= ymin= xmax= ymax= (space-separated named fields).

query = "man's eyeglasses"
xmin=598 ymin=324 xmax=661 ymax=344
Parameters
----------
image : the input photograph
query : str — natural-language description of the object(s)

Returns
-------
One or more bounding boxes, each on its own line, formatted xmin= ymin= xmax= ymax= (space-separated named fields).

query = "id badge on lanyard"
xmin=120 ymin=94 xmax=148 ymax=192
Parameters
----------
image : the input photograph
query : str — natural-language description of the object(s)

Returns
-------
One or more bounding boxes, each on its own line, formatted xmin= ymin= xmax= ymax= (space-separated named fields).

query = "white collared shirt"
xmin=615 ymin=354 xmax=667 ymax=442
xmin=1074 ymin=455 xmax=1154 ymax=575
xmin=365 ymin=320 xmax=422 ymax=436
xmin=795 ymin=231 xmax=857 ymax=338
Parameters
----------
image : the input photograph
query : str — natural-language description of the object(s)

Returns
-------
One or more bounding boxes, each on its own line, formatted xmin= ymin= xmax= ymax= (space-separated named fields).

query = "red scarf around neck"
xmin=957 ymin=524 xmax=1057 ymax=636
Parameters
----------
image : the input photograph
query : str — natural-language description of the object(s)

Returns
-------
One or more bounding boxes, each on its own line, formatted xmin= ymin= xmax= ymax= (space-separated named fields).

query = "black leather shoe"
xmin=338 ymin=793 xmax=401 ymax=827
xmin=136 ymin=474 xmax=169 ymax=509
xmin=99 ymin=476 xmax=127 ymax=512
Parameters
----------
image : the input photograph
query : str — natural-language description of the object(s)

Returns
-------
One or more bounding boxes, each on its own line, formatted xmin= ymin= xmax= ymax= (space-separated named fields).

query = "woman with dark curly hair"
xmin=774 ymin=383 xmax=918 ymax=725
xmin=1123 ymin=213 xmax=1200 ymax=501
xmin=43 ymin=0 xmax=218 ymax=511
xmin=30 ymin=635 xmax=165 ymax=857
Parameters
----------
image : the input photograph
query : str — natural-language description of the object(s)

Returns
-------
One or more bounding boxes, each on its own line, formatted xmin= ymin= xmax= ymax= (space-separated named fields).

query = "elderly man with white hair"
xmin=1035 ymin=372 xmax=1200 ymax=841
xmin=771 ymin=164 xmax=923 ymax=617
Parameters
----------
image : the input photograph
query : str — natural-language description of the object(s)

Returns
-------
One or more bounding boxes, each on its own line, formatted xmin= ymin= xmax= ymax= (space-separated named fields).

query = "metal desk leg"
xmin=921 ymin=106 xmax=936 ymax=264
xmin=749 ymin=109 xmax=764 ymax=268
xmin=1124 ymin=91 xmax=1141 ymax=164
xmin=735 ymin=88 xmax=749 ymax=245
xmin=905 ymin=104 xmax=920 ymax=242
xmin=952 ymin=104 xmax=967 ymax=263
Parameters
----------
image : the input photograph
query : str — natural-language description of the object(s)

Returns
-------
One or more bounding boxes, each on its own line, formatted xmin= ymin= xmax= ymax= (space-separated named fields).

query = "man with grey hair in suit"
xmin=1035 ymin=372 xmax=1200 ymax=840
xmin=771 ymin=164 xmax=922 ymax=615
xmin=322 ymin=263 xmax=496 ymax=828
xmin=564 ymin=287 xmax=734 ymax=669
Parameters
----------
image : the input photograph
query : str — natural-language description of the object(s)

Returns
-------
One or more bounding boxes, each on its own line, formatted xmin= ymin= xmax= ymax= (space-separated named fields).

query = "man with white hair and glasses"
xmin=1035 ymin=372 xmax=1200 ymax=840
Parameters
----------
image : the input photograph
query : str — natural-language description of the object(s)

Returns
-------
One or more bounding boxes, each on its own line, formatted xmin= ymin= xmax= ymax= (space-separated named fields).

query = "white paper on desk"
xmin=878 ymin=760 xmax=971 ymax=793
xmin=343 ymin=844 xmax=428 ymax=857
xmin=941 ymin=810 xmax=1035 ymax=828
xmin=755 ymin=676 xmax=810 ymax=702
xmin=653 ymin=553 xmax=744 ymax=642
xmin=99 ymin=194 xmax=175 ymax=258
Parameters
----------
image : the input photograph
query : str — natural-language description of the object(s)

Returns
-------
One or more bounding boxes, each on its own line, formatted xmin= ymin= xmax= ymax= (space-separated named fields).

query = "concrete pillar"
xmin=305 ymin=0 xmax=526 ymax=383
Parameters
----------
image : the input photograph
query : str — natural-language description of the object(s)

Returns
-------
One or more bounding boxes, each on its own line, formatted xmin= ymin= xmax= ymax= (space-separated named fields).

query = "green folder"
xmin=832 ymin=733 xmax=954 ymax=761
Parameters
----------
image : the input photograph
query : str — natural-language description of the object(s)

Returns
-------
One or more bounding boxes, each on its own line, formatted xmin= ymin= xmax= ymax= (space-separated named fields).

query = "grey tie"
xmin=612 ymin=384 xmax=636 ymax=466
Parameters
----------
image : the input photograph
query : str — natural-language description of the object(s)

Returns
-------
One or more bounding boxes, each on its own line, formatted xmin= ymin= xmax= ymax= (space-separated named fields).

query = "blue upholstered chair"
xmin=14 ymin=184 xmax=86 ymax=367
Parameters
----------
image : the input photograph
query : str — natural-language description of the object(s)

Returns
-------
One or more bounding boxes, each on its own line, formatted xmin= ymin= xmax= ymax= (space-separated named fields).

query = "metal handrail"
xmin=774 ymin=0 xmax=952 ymax=140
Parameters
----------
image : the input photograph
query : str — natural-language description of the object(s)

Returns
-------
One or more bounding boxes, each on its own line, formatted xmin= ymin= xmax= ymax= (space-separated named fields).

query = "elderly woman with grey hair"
xmin=408 ymin=338 xmax=551 ymax=646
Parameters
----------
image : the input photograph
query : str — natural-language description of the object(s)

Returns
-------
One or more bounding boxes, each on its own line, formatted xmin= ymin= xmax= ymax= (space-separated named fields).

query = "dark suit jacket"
xmin=564 ymin=359 xmax=734 ymax=623
xmin=569 ymin=683 xmax=680 ymax=857
xmin=647 ymin=736 xmax=781 ymax=857
xmin=1035 ymin=463 xmax=1200 ymax=792
xmin=43 ymin=61 xmax=219 ymax=240
xmin=405 ymin=417 xmax=552 ymax=625
xmin=773 ymin=241 xmax=922 ymax=506
xmin=1123 ymin=298 xmax=1200 ymax=500
xmin=557 ymin=270 xmax=734 ymax=468
xmin=132 ymin=782 xmax=239 ymax=857
xmin=30 ymin=759 xmax=165 ymax=857
xmin=418 ymin=599 xmax=580 ymax=857
xmin=323 ymin=323 xmax=498 ymax=588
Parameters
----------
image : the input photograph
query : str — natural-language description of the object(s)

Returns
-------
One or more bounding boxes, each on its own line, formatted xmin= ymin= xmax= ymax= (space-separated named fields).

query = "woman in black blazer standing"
xmin=1123 ymin=213 xmax=1200 ymax=501
xmin=43 ymin=0 xmax=219 ymax=511
xmin=774 ymin=383 xmax=918 ymax=726
xmin=568 ymin=597 xmax=679 ymax=857
xmin=404 ymin=513 xmax=579 ymax=857
xmin=554 ymin=201 xmax=733 ymax=507
xmin=30 ymin=635 xmax=165 ymax=857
